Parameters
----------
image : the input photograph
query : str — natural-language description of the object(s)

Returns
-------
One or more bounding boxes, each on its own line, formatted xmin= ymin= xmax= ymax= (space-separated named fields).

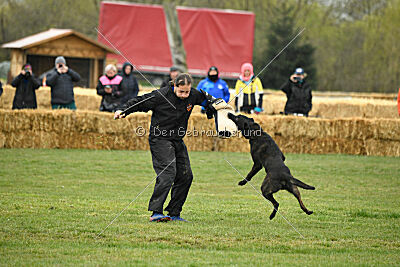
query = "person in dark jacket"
xmin=46 ymin=56 xmax=81 ymax=110
xmin=160 ymin=66 xmax=180 ymax=89
xmin=280 ymin=67 xmax=312 ymax=116
xmin=114 ymin=73 xmax=216 ymax=223
xmin=0 ymin=81 xmax=3 ymax=97
xmin=120 ymin=62 xmax=139 ymax=104
xmin=97 ymin=64 xmax=125 ymax=112
xmin=11 ymin=63 xmax=41 ymax=109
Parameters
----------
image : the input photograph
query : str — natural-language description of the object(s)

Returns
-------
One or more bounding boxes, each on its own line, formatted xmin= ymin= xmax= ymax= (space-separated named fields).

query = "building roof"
xmin=1 ymin=28 xmax=116 ymax=53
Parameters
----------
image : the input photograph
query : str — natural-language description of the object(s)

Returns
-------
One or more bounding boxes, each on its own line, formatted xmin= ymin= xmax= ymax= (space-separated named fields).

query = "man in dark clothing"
xmin=0 ymin=81 xmax=3 ymax=97
xmin=11 ymin=64 xmax=41 ymax=109
xmin=46 ymin=56 xmax=81 ymax=110
xmin=120 ymin=62 xmax=140 ymax=105
xmin=160 ymin=66 xmax=180 ymax=89
xmin=115 ymin=73 xmax=215 ymax=222
xmin=280 ymin=67 xmax=312 ymax=116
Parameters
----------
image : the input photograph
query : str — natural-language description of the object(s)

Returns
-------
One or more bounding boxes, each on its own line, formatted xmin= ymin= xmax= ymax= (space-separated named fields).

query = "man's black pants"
xmin=148 ymin=137 xmax=193 ymax=216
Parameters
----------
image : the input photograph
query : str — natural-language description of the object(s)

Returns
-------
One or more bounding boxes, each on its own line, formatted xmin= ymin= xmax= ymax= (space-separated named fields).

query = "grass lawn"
xmin=0 ymin=148 xmax=399 ymax=266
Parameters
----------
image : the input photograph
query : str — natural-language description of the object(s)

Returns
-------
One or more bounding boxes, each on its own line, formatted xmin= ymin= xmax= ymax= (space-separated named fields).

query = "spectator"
xmin=160 ymin=66 xmax=180 ymax=88
xmin=0 ymin=81 xmax=3 ymax=97
xmin=197 ymin=66 xmax=230 ymax=113
xmin=280 ymin=67 xmax=312 ymax=117
xmin=234 ymin=63 xmax=264 ymax=114
xmin=11 ymin=63 xmax=41 ymax=109
xmin=96 ymin=64 xmax=124 ymax=112
xmin=120 ymin=62 xmax=140 ymax=104
xmin=46 ymin=56 xmax=81 ymax=110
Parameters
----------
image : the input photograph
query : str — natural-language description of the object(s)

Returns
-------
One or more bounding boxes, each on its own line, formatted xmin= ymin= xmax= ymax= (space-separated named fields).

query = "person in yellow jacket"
xmin=234 ymin=63 xmax=264 ymax=113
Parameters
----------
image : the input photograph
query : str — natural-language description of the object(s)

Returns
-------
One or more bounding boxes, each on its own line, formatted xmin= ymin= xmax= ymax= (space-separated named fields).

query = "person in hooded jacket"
xmin=280 ymin=67 xmax=312 ymax=116
xmin=120 ymin=62 xmax=139 ymax=104
xmin=11 ymin=63 xmax=41 ymax=109
xmin=46 ymin=56 xmax=81 ymax=110
xmin=97 ymin=64 xmax=125 ymax=112
xmin=234 ymin=63 xmax=264 ymax=114
xmin=197 ymin=66 xmax=230 ymax=113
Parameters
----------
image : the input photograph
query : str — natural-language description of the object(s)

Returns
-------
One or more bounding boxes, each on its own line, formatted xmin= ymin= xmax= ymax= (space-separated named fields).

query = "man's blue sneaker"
xmin=149 ymin=213 xmax=171 ymax=222
xmin=170 ymin=216 xmax=189 ymax=222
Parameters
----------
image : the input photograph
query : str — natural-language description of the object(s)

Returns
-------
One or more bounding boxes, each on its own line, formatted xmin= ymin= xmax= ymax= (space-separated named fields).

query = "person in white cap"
xmin=280 ymin=67 xmax=312 ymax=117
xmin=46 ymin=56 xmax=81 ymax=110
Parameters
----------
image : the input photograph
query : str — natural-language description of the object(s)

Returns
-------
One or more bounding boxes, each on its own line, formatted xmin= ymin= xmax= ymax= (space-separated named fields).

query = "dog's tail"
xmin=290 ymin=177 xmax=315 ymax=190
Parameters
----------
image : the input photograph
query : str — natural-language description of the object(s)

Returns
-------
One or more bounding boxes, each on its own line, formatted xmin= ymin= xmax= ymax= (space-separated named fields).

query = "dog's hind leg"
xmin=263 ymin=192 xmax=279 ymax=220
xmin=238 ymin=163 xmax=262 ymax=186
xmin=288 ymin=185 xmax=313 ymax=215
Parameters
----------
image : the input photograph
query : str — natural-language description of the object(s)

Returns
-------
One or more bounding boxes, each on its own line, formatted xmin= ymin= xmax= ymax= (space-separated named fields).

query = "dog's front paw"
xmin=238 ymin=180 xmax=247 ymax=186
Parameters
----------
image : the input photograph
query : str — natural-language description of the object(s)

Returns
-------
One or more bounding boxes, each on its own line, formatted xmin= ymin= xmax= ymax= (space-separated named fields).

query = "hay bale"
xmin=365 ymin=139 xmax=400 ymax=156
xmin=1 ymin=110 xmax=399 ymax=156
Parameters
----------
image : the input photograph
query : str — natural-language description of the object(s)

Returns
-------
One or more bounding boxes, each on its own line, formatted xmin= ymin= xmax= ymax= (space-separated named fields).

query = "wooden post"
xmin=10 ymin=49 xmax=24 ymax=78
xmin=92 ymin=58 xmax=99 ymax=88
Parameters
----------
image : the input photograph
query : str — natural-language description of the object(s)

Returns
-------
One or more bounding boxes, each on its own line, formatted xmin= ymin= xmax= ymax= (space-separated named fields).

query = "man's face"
xmin=294 ymin=74 xmax=304 ymax=80
xmin=209 ymin=70 xmax=218 ymax=76
xmin=174 ymin=83 xmax=191 ymax=99
xmin=170 ymin=70 xmax=179 ymax=80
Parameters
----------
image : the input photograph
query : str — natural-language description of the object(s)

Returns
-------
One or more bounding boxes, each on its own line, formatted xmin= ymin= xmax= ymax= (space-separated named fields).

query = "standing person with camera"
xmin=280 ymin=67 xmax=312 ymax=117
xmin=46 ymin=56 xmax=81 ymax=110
xmin=96 ymin=64 xmax=125 ymax=112
xmin=11 ymin=64 xmax=41 ymax=109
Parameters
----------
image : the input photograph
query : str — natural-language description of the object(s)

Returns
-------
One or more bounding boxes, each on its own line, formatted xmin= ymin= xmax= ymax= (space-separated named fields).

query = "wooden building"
xmin=1 ymin=28 xmax=116 ymax=88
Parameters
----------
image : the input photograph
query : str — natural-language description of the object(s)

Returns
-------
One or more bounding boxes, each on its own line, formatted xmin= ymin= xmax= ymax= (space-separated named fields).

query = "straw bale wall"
xmin=1 ymin=85 xmax=397 ymax=119
xmin=0 ymin=109 xmax=399 ymax=156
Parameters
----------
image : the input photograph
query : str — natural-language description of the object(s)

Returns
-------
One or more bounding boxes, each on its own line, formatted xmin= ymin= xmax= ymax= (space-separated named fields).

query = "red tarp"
xmin=98 ymin=2 xmax=254 ymax=78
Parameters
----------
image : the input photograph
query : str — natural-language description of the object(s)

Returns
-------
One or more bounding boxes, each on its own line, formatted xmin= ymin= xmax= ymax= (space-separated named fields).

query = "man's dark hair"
xmin=173 ymin=73 xmax=192 ymax=87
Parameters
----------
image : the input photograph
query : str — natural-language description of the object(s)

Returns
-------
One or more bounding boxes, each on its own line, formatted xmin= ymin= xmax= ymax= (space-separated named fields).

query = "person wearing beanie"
xmin=119 ymin=62 xmax=140 ymax=105
xmin=196 ymin=66 xmax=230 ymax=113
xmin=280 ymin=67 xmax=312 ymax=117
xmin=11 ymin=63 xmax=41 ymax=109
xmin=46 ymin=56 xmax=81 ymax=110
xmin=234 ymin=63 xmax=264 ymax=114
xmin=160 ymin=66 xmax=181 ymax=89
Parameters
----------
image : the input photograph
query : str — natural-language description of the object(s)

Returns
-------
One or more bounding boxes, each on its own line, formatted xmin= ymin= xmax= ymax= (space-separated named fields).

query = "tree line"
xmin=0 ymin=0 xmax=398 ymax=93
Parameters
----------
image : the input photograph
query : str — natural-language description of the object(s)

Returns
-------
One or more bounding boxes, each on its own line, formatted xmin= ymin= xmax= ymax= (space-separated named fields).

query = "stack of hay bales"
xmin=0 ymin=86 xmax=101 ymax=111
xmin=0 ymin=110 xmax=399 ymax=156
xmin=1 ymin=85 xmax=398 ymax=118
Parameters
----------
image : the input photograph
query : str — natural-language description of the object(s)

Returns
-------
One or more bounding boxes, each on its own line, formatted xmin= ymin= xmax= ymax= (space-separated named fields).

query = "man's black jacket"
xmin=121 ymin=85 xmax=207 ymax=140
xmin=46 ymin=68 xmax=81 ymax=105
xmin=280 ymin=79 xmax=312 ymax=115
xmin=11 ymin=73 xmax=41 ymax=109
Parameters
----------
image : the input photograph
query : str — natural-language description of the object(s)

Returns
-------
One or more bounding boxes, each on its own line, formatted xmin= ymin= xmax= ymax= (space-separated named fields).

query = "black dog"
xmin=228 ymin=113 xmax=315 ymax=220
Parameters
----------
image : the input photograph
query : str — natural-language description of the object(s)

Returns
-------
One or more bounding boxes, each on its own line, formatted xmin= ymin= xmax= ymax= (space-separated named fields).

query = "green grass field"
xmin=0 ymin=149 xmax=399 ymax=266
